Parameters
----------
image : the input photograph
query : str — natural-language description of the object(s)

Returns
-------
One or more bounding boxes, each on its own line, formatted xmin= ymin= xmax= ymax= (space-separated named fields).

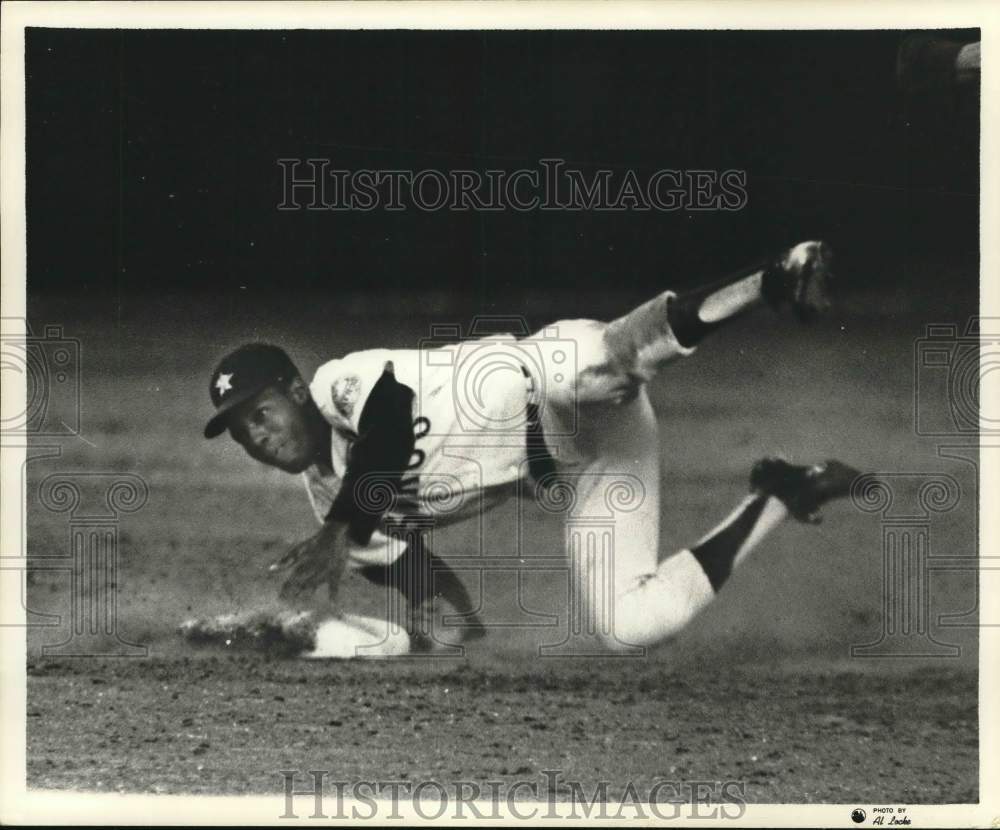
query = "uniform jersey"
xmin=302 ymin=337 xmax=534 ymax=566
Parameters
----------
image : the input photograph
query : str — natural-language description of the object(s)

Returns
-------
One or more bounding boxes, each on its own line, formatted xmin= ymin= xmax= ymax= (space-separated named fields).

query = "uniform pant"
xmin=530 ymin=291 xmax=785 ymax=652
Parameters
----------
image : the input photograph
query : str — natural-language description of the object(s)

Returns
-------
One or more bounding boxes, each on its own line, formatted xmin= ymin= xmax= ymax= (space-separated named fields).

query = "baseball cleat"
xmin=750 ymin=457 xmax=860 ymax=523
xmin=407 ymin=612 xmax=487 ymax=653
xmin=761 ymin=240 xmax=834 ymax=322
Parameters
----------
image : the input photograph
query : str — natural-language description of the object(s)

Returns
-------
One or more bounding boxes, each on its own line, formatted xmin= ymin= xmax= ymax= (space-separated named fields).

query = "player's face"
xmin=228 ymin=382 xmax=318 ymax=473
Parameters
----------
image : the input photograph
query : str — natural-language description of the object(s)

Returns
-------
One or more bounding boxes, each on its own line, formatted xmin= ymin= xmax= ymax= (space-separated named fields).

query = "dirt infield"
xmin=27 ymin=657 xmax=976 ymax=802
xmin=23 ymin=282 xmax=979 ymax=800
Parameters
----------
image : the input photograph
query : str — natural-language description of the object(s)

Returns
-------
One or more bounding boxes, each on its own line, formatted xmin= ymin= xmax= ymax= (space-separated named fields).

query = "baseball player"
xmin=198 ymin=239 xmax=859 ymax=656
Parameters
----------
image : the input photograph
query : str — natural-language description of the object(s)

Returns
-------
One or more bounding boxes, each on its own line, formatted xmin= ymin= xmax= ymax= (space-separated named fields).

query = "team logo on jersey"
xmin=331 ymin=375 xmax=362 ymax=420
xmin=215 ymin=372 xmax=234 ymax=396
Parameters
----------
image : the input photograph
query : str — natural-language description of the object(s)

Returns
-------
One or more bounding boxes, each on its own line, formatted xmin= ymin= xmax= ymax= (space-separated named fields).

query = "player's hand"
xmin=269 ymin=520 xmax=351 ymax=602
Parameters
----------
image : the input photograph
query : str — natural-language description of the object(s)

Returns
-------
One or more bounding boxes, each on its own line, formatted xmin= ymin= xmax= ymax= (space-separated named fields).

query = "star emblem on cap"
xmin=215 ymin=372 xmax=234 ymax=396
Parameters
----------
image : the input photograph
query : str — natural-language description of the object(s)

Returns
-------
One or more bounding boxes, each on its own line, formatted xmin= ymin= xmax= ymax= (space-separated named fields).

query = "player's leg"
xmin=568 ymin=424 xmax=859 ymax=652
xmin=672 ymin=450 xmax=861 ymax=639
xmin=358 ymin=538 xmax=486 ymax=649
xmin=536 ymin=241 xmax=834 ymax=411
xmin=550 ymin=390 xmax=664 ymax=649
xmin=524 ymin=240 xmax=843 ymax=650
xmin=603 ymin=239 xmax=833 ymax=382
xmin=668 ymin=239 xmax=832 ymax=341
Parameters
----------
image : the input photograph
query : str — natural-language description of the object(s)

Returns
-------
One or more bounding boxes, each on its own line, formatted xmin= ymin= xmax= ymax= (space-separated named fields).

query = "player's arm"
xmin=272 ymin=518 xmax=353 ymax=603
xmin=274 ymin=359 xmax=418 ymax=602
xmin=324 ymin=359 xmax=417 ymax=545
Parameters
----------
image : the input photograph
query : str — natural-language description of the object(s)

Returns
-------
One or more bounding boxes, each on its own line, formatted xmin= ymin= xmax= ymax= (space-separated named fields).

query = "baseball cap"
xmin=204 ymin=343 xmax=299 ymax=439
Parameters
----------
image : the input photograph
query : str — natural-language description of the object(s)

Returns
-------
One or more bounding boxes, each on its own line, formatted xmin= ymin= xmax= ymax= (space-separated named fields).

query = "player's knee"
xmin=604 ymin=598 xmax=691 ymax=650
xmin=556 ymin=318 xmax=653 ymax=406
xmin=534 ymin=318 xmax=630 ymax=408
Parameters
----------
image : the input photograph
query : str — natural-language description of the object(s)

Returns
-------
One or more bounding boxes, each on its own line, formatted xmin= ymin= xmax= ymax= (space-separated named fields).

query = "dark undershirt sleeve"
xmin=325 ymin=364 xmax=417 ymax=545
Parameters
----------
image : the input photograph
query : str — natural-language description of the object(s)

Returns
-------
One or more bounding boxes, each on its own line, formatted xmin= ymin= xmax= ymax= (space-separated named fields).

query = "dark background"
xmin=26 ymin=28 xmax=979 ymax=311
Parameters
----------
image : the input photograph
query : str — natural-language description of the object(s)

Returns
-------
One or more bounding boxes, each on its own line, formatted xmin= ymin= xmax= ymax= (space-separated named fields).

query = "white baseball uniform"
xmin=303 ymin=335 xmax=537 ymax=566
xmin=302 ymin=290 xmax=783 ymax=651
